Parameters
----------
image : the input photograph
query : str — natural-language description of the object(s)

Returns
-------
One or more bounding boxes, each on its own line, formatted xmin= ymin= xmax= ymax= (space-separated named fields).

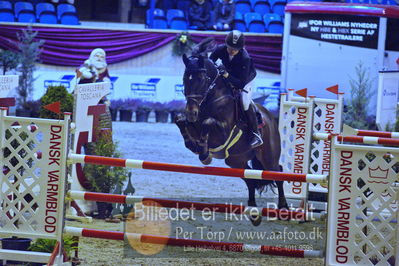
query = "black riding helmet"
xmin=225 ymin=30 xmax=245 ymax=50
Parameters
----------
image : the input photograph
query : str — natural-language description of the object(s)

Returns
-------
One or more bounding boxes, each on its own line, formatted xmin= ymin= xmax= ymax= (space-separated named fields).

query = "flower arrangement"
xmin=136 ymin=99 xmax=152 ymax=112
xmin=166 ymin=100 xmax=186 ymax=123
xmin=166 ymin=100 xmax=186 ymax=112
xmin=150 ymin=102 xmax=169 ymax=123
xmin=121 ymin=98 xmax=140 ymax=111
xmin=109 ymin=99 xmax=124 ymax=110
xmin=150 ymin=101 xmax=168 ymax=111
xmin=172 ymin=31 xmax=194 ymax=57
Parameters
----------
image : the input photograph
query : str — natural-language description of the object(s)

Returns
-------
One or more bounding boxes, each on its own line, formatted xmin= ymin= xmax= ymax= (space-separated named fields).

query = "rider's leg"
xmin=242 ymin=81 xmax=263 ymax=148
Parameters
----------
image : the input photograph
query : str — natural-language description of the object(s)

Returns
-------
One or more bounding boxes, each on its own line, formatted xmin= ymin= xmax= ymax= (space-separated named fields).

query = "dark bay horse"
xmin=175 ymin=43 xmax=288 ymax=225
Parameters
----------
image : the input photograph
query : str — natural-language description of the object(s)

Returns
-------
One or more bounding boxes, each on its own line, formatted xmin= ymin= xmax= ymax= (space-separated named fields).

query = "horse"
xmin=175 ymin=40 xmax=288 ymax=225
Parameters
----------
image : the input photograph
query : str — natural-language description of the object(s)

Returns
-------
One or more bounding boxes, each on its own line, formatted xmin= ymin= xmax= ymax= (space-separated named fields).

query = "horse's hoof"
xmin=278 ymin=202 xmax=289 ymax=210
xmin=250 ymin=215 xmax=262 ymax=226
xmin=175 ymin=113 xmax=185 ymax=124
xmin=199 ymin=153 xmax=212 ymax=165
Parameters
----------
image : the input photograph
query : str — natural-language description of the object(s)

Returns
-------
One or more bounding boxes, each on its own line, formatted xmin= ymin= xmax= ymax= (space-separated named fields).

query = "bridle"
xmin=184 ymin=64 xmax=220 ymax=108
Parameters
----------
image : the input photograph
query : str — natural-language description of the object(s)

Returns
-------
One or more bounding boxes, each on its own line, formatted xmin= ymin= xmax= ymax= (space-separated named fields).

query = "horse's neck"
xmin=216 ymin=77 xmax=233 ymax=97
xmin=199 ymin=77 xmax=236 ymax=121
xmin=205 ymin=59 xmax=217 ymax=80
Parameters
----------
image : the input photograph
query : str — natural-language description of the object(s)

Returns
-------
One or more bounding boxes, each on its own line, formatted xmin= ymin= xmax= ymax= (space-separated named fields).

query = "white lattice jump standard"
xmin=279 ymin=87 xmax=399 ymax=212
xmin=279 ymin=87 xmax=345 ymax=205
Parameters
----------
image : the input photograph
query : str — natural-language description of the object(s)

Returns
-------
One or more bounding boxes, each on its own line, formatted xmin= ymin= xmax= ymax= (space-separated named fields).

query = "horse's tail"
xmin=251 ymin=157 xmax=277 ymax=194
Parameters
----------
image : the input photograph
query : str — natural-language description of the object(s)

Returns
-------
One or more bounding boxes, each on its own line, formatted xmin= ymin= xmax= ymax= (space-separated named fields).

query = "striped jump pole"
xmin=314 ymin=133 xmax=399 ymax=146
xmin=64 ymin=226 xmax=323 ymax=258
xmin=355 ymin=129 xmax=399 ymax=139
xmin=68 ymin=154 xmax=327 ymax=184
xmin=69 ymin=191 xmax=324 ymax=221
xmin=343 ymin=124 xmax=399 ymax=139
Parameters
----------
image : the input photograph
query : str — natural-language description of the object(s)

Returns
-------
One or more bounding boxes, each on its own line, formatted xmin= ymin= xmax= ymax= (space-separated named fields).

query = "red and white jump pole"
xmin=64 ymin=226 xmax=323 ymax=258
xmin=355 ymin=129 xmax=399 ymax=139
xmin=68 ymin=154 xmax=327 ymax=184
xmin=343 ymin=124 xmax=399 ymax=139
xmin=314 ymin=133 xmax=399 ymax=146
xmin=69 ymin=191 xmax=324 ymax=221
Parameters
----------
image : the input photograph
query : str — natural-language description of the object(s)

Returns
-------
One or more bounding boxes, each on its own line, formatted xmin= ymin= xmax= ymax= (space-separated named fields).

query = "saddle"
xmin=232 ymin=90 xmax=264 ymax=129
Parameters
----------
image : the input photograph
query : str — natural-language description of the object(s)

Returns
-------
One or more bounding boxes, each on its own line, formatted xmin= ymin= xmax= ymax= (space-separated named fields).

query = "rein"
xmin=185 ymin=66 xmax=220 ymax=108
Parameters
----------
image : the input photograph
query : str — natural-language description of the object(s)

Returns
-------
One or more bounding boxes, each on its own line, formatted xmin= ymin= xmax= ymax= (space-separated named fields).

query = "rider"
xmin=209 ymin=30 xmax=263 ymax=148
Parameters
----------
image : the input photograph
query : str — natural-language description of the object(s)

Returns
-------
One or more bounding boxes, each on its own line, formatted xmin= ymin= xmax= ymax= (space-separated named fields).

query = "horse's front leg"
xmin=175 ymin=114 xmax=201 ymax=154
xmin=198 ymin=118 xmax=216 ymax=165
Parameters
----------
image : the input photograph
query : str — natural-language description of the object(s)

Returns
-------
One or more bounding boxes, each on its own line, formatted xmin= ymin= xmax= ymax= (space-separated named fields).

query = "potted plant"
xmin=166 ymin=100 xmax=186 ymax=123
xmin=16 ymin=26 xmax=44 ymax=117
xmin=109 ymin=99 xmax=123 ymax=121
xmin=1 ymin=237 xmax=32 ymax=264
xmin=28 ymin=237 xmax=79 ymax=265
xmin=151 ymin=101 xmax=169 ymax=123
xmin=119 ymin=98 xmax=138 ymax=122
xmin=83 ymin=129 xmax=129 ymax=218
xmin=40 ymin=85 xmax=74 ymax=119
xmin=135 ymin=99 xmax=152 ymax=122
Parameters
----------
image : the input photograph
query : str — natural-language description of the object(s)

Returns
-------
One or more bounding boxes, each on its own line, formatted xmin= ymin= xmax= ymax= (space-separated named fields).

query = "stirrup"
xmin=250 ymin=132 xmax=263 ymax=148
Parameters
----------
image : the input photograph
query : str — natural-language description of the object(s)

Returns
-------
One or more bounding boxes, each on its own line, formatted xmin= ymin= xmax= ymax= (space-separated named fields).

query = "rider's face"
xmin=227 ymin=47 xmax=240 ymax=56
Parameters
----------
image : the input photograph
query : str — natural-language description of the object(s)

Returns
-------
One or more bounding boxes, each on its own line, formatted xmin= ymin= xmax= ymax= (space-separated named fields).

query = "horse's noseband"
xmin=186 ymin=95 xmax=203 ymax=105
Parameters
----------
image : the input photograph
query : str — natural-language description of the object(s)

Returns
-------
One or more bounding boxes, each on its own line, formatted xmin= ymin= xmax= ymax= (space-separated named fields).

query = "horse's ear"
xmin=198 ymin=56 xmax=204 ymax=68
xmin=182 ymin=54 xmax=189 ymax=66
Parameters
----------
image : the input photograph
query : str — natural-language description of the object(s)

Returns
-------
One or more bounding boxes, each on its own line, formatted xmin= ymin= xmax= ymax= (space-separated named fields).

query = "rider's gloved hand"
xmin=217 ymin=64 xmax=226 ymax=75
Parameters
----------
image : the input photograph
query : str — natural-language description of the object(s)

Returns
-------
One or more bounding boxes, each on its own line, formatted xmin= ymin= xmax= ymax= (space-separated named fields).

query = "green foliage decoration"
xmin=172 ymin=32 xmax=194 ymax=57
xmin=344 ymin=61 xmax=375 ymax=130
xmin=28 ymin=237 xmax=78 ymax=258
xmin=16 ymin=26 xmax=44 ymax=110
xmin=0 ymin=50 xmax=20 ymax=75
xmin=39 ymin=85 xmax=74 ymax=119
xmin=84 ymin=129 xmax=128 ymax=193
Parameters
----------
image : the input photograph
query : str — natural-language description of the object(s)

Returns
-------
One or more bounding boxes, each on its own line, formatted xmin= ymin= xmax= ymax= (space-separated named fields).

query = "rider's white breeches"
xmin=241 ymin=79 xmax=254 ymax=111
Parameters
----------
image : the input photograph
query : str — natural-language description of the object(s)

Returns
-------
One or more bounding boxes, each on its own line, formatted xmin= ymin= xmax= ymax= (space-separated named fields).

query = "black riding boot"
xmin=245 ymin=105 xmax=263 ymax=148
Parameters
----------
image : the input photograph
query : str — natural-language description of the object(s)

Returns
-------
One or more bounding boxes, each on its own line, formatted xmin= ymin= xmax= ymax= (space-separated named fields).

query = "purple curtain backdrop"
xmin=0 ymin=25 xmax=282 ymax=73
xmin=191 ymin=34 xmax=282 ymax=73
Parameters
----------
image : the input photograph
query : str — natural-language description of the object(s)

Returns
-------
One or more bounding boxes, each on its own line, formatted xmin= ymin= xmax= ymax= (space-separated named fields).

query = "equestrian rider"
xmin=209 ymin=30 xmax=263 ymax=148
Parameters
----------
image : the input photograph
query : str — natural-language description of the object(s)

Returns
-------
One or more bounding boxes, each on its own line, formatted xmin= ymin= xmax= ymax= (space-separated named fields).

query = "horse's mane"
xmin=183 ymin=37 xmax=218 ymax=81
xmin=191 ymin=37 xmax=215 ymax=57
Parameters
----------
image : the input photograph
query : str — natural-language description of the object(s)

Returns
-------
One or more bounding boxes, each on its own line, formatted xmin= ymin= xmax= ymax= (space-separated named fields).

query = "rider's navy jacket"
xmin=209 ymin=44 xmax=257 ymax=90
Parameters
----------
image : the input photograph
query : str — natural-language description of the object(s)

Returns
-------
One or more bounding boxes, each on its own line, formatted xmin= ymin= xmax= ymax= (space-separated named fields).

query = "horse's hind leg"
xmin=244 ymin=178 xmax=262 ymax=226
xmin=254 ymin=155 xmax=288 ymax=210
xmin=225 ymin=158 xmax=255 ymax=206
xmin=226 ymin=157 xmax=261 ymax=226
xmin=276 ymin=166 xmax=288 ymax=209
xmin=245 ymin=179 xmax=257 ymax=207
